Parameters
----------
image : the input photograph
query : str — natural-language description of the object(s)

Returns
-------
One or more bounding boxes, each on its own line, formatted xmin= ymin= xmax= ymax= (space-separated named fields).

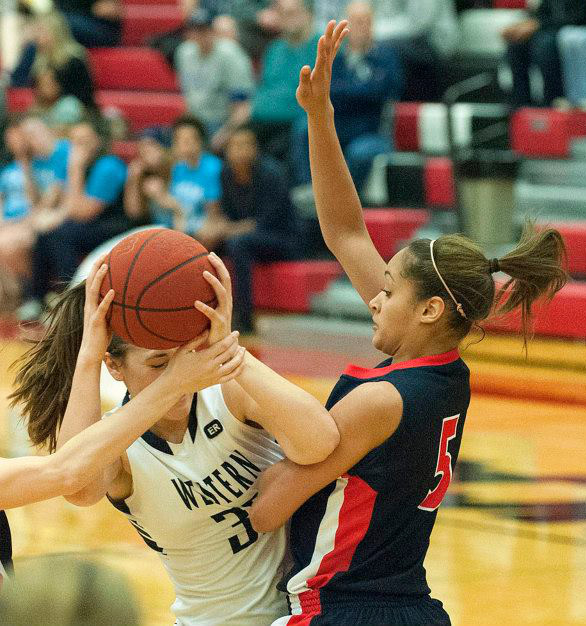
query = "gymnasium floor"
xmin=1 ymin=314 xmax=585 ymax=626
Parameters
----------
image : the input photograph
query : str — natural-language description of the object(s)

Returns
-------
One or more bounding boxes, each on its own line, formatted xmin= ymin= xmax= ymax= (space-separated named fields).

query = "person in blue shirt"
xmin=291 ymin=1 xmax=403 ymax=194
xmin=21 ymin=120 xmax=130 ymax=319
xmin=0 ymin=121 xmax=32 ymax=223
xmin=144 ymin=115 xmax=223 ymax=249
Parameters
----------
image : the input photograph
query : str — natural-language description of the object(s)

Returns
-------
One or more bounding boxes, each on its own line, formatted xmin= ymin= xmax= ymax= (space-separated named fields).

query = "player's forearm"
xmin=53 ymin=374 xmax=184 ymax=494
xmin=307 ymin=109 xmax=369 ymax=252
xmin=56 ymin=355 xmax=102 ymax=452
xmin=237 ymin=352 xmax=339 ymax=464
xmin=0 ymin=455 xmax=65 ymax=509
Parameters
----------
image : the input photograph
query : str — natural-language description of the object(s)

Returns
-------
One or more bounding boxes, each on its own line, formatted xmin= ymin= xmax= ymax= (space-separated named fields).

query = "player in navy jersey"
xmin=249 ymin=21 xmax=568 ymax=626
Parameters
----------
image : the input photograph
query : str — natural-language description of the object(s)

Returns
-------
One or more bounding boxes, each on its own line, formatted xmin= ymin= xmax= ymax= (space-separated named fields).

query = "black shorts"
xmin=277 ymin=596 xmax=451 ymax=626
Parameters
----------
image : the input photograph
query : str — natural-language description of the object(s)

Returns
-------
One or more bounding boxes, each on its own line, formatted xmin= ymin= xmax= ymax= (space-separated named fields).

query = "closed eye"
xmin=383 ymin=289 xmax=391 ymax=297
xmin=150 ymin=362 xmax=168 ymax=370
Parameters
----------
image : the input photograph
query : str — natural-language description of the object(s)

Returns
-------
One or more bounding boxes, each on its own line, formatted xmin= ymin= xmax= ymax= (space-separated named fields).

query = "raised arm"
xmin=196 ymin=254 xmax=340 ymax=465
xmin=298 ymin=21 xmax=387 ymax=305
xmin=249 ymin=381 xmax=403 ymax=532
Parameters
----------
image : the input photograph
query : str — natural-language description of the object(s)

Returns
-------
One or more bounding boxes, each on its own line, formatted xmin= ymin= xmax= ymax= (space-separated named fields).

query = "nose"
xmin=369 ymin=293 xmax=380 ymax=313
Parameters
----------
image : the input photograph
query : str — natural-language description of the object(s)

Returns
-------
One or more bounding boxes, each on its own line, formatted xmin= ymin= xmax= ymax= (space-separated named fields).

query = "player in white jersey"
xmin=11 ymin=253 xmax=340 ymax=625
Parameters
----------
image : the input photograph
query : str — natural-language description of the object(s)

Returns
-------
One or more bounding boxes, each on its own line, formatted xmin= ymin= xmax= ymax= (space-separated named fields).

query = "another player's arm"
xmin=249 ymin=382 xmax=403 ymax=532
xmin=224 ymin=352 xmax=340 ymax=465
xmin=299 ymin=21 xmax=387 ymax=305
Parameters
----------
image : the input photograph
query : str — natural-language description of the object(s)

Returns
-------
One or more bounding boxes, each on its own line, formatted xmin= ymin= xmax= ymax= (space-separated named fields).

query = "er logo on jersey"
xmin=204 ymin=420 xmax=223 ymax=439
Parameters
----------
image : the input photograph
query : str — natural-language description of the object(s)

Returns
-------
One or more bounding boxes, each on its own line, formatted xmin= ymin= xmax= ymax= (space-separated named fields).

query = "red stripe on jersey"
xmin=286 ymin=615 xmax=316 ymax=625
xmin=343 ymin=349 xmax=460 ymax=380
xmin=307 ymin=474 xmax=378 ymax=591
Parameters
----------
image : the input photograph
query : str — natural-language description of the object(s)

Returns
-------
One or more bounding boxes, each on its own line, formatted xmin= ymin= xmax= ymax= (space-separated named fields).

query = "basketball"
xmin=99 ymin=228 xmax=217 ymax=349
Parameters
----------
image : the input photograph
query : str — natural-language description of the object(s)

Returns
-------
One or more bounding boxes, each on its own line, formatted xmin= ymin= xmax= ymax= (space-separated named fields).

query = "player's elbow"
xmin=289 ymin=408 xmax=340 ymax=466
xmin=249 ymin=502 xmax=286 ymax=534
xmin=63 ymin=488 xmax=104 ymax=507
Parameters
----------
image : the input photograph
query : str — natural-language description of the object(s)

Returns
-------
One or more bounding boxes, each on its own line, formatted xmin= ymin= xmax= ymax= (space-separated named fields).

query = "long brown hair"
xmin=9 ymin=283 xmax=128 ymax=452
xmin=402 ymin=223 xmax=568 ymax=348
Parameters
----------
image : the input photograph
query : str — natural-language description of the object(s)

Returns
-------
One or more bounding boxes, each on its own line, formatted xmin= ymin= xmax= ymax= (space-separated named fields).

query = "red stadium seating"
xmin=6 ymin=87 xmax=34 ymax=112
xmin=89 ymin=48 xmax=179 ymax=92
xmin=112 ymin=140 xmax=139 ymax=162
xmin=543 ymin=222 xmax=586 ymax=276
xmin=424 ymin=158 xmax=456 ymax=208
xmin=393 ymin=102 xmax=421 ymax=152
xmin=511 ymin=109 xmax=586 ymax=158
xmin=124 ymin=0 xmax=178 ymax=5
xmin=96 ymin=91 xmax=186 ymax=132
xmin=252 ymin=261 xmax=343 ymax=312
xmin=485 ymin=281 xmax=586 ymax=339
xmin=493 ymin=0 xmax=526 ymax=8
xmin=122 ymin=5 xmax=184 ymax=46
xmin=363 ymin=209 xmax=430 ymax=260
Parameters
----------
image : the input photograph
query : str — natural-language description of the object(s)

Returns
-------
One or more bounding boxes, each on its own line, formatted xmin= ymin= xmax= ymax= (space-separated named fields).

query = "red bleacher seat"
xmin=493 ymin=0 xmax=526 ymax=8
xmin=252 ymin=261 xmax=343 ymax=313
xmin=424 ymin=158 xmax=455 ymax=208
xmin=6 ymin=87 xmax=34 ymax=112
xmin=124 ymin=0 xmax=177 ymax=5
xmin=96 ymin=91 xmax=186 ymax=132
xmin=511 ymin=108 xmax=586 ymax=158
xmin=485 ymin=281 xmax=586 ymax=339
xmin=122 ymin=5 xmax=184 ymax=46
xmin=363 ymin=209 xmax=430 ymax=260
xmin=543 ymin=222 xmax=586 ymax=276
xmin=111 ymin=140 xmax=139 ymax=162
xmin=89 ymin=48 xmax=178 ymax=92
xmin=393 ymin=102 xmax=420 ymax=152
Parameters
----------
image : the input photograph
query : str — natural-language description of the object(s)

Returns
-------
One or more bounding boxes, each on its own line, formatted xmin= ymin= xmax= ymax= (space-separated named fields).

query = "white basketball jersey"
xmin=107 ymin=385 xmax=288 ymax=625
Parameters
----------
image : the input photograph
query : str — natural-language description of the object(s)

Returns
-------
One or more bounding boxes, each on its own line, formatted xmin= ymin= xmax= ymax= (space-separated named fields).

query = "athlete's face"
xmin=368 ymin=248 xmax=423 ymax=355
xmin=105 ymin=346 xmax=192 ymax=421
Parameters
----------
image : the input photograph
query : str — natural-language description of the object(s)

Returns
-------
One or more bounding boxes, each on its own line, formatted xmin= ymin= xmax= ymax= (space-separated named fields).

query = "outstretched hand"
xmin=296 ymin=20 xmax=349 ymax=117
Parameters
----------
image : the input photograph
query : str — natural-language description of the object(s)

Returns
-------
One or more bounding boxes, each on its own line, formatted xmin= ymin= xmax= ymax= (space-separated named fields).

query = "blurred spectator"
xmin=250 ymin=0 xmax=319 ymax=163
xmin=313 ymin=0 xmax=347 ymax=34
xmin=230 ymin=0 xmax=281 ymax=60
xmin=372 ymin=0 xmax=458 ymax=101
xmin=11 ymin=12 xmax=96 ymax=110
xmin=558 ymin=26 xmax=586 ymax=107
xmin=29 ymin=67 xmax=85 ymax=131
xmin=502 ymin=0 xmax=586 ymax=108
xmin=0 ymin=555 xmax=141 ymax=626
xmin=20 ymin=120 xmax=129 ymax=319
xmin=292 ymin=1 xmax=403 ymax=194
xmin=145 ymin=115 xmax=223 ymax=249
xmin=175 ymin=7 xmax=255 ymax=152
xmin=53 ymin=0 xmax=122 ymax=47
xmin=124 ymin=127 xmax=174 ymax=228
xmin=218 ymin=125 xmax=296 ymax=333
xmin=0 ymin=120 xmax=35 ymax=302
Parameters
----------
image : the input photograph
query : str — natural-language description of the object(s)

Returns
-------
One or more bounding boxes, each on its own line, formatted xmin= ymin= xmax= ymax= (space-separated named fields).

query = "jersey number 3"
xmin=418 ymin=414 xmax=460 ymax=512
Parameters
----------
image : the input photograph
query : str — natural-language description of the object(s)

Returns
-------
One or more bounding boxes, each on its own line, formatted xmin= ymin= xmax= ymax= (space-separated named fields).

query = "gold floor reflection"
xmin=1 ymin=336 xmax=586 ymax=626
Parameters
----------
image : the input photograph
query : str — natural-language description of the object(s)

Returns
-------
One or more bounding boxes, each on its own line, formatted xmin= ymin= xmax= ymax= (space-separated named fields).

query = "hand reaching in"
xmin=296 ymin=20 xmax=349 ymax=118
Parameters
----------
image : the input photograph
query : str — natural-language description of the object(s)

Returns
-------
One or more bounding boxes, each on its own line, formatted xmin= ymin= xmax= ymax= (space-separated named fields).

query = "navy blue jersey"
xmin=0 ymin=510 xmax=13 ymax=579
xmin=282 ymin=349 xmax=470 ymax=611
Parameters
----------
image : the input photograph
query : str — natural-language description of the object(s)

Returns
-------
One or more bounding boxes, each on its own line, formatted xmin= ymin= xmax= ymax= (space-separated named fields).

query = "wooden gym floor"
xmin=1 ymin=315 xmax=585 ymax=626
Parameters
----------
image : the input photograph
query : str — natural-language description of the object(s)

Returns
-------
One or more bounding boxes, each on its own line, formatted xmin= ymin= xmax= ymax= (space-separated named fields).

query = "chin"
xmin=167 ymin=394 xmax=193 ymax=419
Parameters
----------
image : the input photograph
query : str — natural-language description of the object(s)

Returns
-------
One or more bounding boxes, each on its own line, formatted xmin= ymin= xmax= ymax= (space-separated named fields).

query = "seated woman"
xmin=11 ymin=12 xmax=96 ymax=111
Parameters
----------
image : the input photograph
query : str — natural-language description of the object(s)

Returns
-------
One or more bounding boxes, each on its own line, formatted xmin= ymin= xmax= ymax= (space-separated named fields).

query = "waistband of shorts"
xmin=288 ymin=589 xmax=431 ymax=613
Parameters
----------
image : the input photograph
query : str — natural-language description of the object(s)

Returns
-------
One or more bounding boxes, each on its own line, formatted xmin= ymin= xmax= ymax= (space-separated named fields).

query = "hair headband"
xmin=429 ymin=239 xmax=467 ymax=319
xmin=488 ymin=258 xmax=500 ymax=274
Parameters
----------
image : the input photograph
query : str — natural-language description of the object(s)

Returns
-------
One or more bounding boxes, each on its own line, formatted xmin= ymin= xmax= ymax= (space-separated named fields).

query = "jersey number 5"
xmin=418 ymin=414 xmax=460 ymax=512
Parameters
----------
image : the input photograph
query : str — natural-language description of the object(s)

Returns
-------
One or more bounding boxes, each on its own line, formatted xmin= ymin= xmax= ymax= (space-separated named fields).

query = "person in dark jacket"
xmin=502 ymin=0 xmax=586 ymax=107
xmin=291 ymin=1 xmax=403 ymax=193
xmin=218 ymin=124 xmax=297 ymax=333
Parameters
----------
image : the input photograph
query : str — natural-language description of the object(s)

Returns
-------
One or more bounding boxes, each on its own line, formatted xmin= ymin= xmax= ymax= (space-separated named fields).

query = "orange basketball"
xmin=99 ymin=228 xmax=217 ymax=349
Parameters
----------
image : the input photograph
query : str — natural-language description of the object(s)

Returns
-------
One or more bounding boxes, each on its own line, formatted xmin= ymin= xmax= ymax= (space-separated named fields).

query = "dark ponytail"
xmin=9 ymin=283 xmax=129 ymax=451
xmin=495 ymin=224 xmax=568 ymax=341
xmin=403 ymin=222 xmax=568 ymax=348
xmin=9 ymin=284 xmax=86 ymax=451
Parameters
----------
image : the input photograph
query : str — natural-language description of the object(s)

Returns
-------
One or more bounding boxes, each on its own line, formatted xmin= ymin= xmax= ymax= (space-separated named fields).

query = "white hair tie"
xmin=429 ymin=240 xmax=467 ymax=319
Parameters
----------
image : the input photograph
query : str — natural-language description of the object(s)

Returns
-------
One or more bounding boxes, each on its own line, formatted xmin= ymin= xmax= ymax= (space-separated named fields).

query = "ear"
xmin=420 ymin=295 xmax=445 ymax=325
xmin=104 ymin=353 xmax=125 ymax=381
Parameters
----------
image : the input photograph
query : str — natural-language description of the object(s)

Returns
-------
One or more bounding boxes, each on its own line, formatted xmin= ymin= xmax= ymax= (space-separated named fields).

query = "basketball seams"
xmin=121 ymin=230 xmax=166 ymax=345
